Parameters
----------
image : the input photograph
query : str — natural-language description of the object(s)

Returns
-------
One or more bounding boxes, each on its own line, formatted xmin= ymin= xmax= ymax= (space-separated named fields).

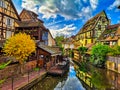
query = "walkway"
xmin=1 ymin=68 xmax=46 ymax=90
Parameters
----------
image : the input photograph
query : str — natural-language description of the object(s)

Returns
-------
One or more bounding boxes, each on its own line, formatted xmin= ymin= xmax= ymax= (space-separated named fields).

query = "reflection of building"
xmin=0 ymin=0 xmax=20 ymax=46
xmin=15 ymin=9 xmax=49 ymax=45
xmin=74 ymin=11 xmax=110 ymax=47
xmin=99 ymin=24 xmax=120 ymax=46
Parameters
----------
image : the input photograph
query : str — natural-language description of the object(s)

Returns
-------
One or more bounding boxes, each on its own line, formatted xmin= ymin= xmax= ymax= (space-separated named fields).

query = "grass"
xmin=34 ymin=67 xmax=40 ymax=71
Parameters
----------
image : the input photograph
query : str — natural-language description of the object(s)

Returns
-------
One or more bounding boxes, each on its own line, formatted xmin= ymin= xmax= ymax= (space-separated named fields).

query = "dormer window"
xmin=111 ymin=33 xmax=114 ymax=38
xmin=104 ymin=34 xmax=107 ymax=38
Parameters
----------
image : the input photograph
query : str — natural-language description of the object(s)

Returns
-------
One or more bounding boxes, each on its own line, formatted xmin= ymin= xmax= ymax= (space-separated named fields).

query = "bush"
xmin=69 ymin=50 xmax=74 ymax=58
xmin=108 ymin=45 xmax=120 ymax=56
xmin=78 ymin=46 xmax=88 ymax=55
xmin=90 ymin=44 xmax=111 ymax=67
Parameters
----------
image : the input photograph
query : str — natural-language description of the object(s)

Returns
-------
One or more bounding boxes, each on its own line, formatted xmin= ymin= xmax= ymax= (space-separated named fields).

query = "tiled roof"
xmin=20 ymin=9 xmax=43 ymax=23
xmin=99 ymin=24 xmax=120 ymax=41
xmin=106 ymin=24 xmax=120 ymax=29
xmin=38 ymin=45 xmax=62 ymax=55
xmin=16 ymin=21 xmax=46 ymax=29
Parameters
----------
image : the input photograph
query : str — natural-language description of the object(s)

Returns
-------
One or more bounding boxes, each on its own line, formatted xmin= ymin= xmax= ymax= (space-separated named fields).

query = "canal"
xmin=29 ymin=63 xmax=85 ymax=90
xmin=29 ymin=60 xmax=120 ymax=90
xmin=74 ymin=61 xmax=120 ymax=90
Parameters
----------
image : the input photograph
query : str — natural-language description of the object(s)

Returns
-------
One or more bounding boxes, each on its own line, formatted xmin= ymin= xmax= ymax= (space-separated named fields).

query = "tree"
xmin=90 ymin=44 xmax=111 ymax=67
xmin=69 ymin=49 xmax=74 ymax=58
xmin=108 ymin=45 xmax=120 ymax=56
xmin=3 ymin=33 xmax=36 ymax=73
xmin=78 ymin=46 xmax=88 ymax=61
xmin=54 ymin=36 xmax=64 ymax=47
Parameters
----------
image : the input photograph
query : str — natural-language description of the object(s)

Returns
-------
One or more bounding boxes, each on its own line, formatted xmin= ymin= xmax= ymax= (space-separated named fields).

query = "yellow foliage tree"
xmin=3 ymin=33 xmax=36 ymax=65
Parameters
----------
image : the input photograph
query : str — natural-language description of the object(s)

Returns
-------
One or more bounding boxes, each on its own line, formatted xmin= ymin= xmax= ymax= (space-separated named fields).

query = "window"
xmin=39 ymin=55 xmax=44 ymax=59
xmin=98 ymin=25 xmax=101 ymax=30
xmin=0 ymin=0 xmax=6 ymax=8
xmin=6 ymin=18 xmax=13 ymax=26
xmin=111 ymin=33 xmax=114 ymax=38
xmin=102 ymin=18 xmax=106 ymax=23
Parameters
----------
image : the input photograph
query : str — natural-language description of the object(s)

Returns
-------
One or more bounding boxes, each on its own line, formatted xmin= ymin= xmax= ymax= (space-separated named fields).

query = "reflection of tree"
xmin=91 ymin=71 xmax=111 ymax=89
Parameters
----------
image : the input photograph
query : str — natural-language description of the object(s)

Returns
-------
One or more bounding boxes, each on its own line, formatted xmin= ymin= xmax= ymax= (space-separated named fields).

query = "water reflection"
xmin=75 ymin=62 xmax=120 ymax=90
xmin=54 ymin=65 xmax=85 ymax=90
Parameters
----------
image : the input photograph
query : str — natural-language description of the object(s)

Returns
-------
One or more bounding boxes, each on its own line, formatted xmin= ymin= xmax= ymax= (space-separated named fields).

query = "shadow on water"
xmin=74 ymin=61 xmax=120 ymax=90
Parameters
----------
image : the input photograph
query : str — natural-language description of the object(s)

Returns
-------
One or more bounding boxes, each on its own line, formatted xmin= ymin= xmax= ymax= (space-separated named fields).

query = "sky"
xmin=12 ymin=0 xmax=120 ymax=38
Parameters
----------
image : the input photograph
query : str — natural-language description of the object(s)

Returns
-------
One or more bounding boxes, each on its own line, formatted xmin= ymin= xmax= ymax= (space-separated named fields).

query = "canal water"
xmin=29 ymin=64 xmax=85 ymax=90
xmin=75 ymin=62 xmax=120 ymax=90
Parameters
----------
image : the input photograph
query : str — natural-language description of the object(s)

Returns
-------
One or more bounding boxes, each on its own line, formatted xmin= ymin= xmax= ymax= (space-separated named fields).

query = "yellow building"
xmin=75 ymin=11 xmax=110 ymax=47
xmin=99 ymin=24 xmax=120 ymax=46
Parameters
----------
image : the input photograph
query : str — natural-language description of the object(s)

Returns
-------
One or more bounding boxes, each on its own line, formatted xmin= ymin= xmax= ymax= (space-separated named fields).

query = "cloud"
xmin=49 ymin=24 xmax=77 ymax=38
xmin=108 ymin=0 xmax=120 ymax=10
xmin=21 ymin=0 xmax=98 ymax=20
xmin=90 ymin=0 xmax=98 ymax=10
xmin=22 ymin=0 xmax=38 ymax=13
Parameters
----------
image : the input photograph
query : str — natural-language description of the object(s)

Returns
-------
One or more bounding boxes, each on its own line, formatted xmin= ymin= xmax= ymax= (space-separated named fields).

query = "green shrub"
xmin=108 ymin=45 xmax=120 ymax=56
xmin=78 ymin=46 xmax=88 ymax=61
xmin=78 ymin=46 xmax=88 ymax=55
xmin=69 ymin=49 xmax=74 ymax=58
xmin=0 ymin=60 xmax=11 ymax=70
xmin=90 ymin=44 xmax=111 ymax=67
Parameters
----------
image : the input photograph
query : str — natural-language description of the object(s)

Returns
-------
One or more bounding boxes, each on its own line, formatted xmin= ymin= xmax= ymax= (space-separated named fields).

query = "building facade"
xmin=48 ymin=30 xmax=56 ymax=46
xmin=15 ymin=9 xmax=49 ymax=45
xmin=75 ymin=11 xmax=110 ymax=47
xmin=0 ymin=0 xmax=20 ymax=44
xmin=99 ymin=24 xmax=120 ymax=46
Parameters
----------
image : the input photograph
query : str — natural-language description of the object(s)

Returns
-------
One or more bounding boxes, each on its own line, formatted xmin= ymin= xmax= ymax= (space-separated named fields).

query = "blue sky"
xmin=12 ymin=0 xmax=120 ymax=38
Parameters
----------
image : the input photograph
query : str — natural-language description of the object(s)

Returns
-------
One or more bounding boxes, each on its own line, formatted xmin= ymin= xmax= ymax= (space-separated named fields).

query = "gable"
xmin=78 ymin=11 xmax=109 ymax=34
xmin=0 ymin=0 xmax=20 ymax=20
xmin=20 ymin=10 xmax=33 ymax=21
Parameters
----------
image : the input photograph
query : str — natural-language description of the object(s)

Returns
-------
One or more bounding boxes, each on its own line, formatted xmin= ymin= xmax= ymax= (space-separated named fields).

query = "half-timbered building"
xmin=0 ymin=0 xmax=20 ymax=46
xmin=99 ymin=24 xmax=120 ymax=46
xmin=15 ymin=9 xmax=49 ymax=45
xmin=75 ymin=11 xmax=110 ymax=47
